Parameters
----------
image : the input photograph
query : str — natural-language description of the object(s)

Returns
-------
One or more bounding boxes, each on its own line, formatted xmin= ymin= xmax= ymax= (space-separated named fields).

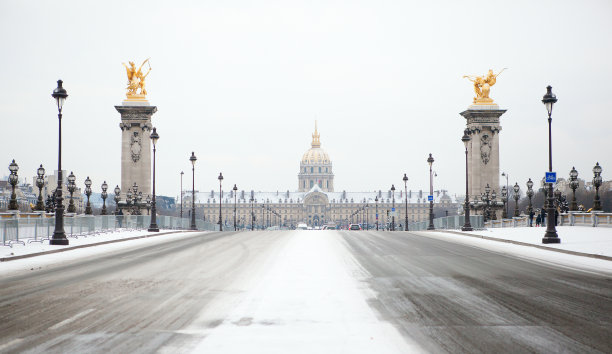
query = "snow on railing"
xmin=0 ymin=213 xmax=217 ymax=247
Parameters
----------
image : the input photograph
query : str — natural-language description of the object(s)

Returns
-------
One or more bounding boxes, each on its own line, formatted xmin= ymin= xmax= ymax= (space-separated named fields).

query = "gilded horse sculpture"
xmin=463 ymin=68 xmax=506 ymax=104
xmin=122 ymin=59 xmax=152 ymax=99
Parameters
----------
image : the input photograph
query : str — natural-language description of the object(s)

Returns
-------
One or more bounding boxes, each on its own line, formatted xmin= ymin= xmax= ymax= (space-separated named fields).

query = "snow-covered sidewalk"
xmin=0 ymin=229 xmax=200 ymax=274
xmin=426 ymin=226 xmax=612 ymax=274
xmin=465 ymin=226 xmax=612 ymax=257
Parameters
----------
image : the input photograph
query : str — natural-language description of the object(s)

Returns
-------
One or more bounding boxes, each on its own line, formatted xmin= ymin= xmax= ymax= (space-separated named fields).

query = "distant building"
xmin=189 ymin=124 xmax=458 ymax=228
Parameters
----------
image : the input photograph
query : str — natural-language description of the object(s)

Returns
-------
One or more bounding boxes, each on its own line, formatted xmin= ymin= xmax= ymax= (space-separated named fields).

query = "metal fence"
xmin=1 ymin=213 xmax=218 ymax=247
xmin=407 ymin=215 xmax=484 ymax=231
xmin=483 ymin=212 xmax=612 ymax=228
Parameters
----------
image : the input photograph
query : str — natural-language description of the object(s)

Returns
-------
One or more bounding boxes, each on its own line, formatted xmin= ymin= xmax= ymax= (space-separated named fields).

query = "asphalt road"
xmin=342 ymin=230 xmax=612 ymax=353
xmin=1 ymin=230 xmax=611 ymax=353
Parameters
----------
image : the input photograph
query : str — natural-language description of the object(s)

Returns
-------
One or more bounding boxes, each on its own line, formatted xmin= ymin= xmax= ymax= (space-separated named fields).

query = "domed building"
xmin=191 ymin=122 xmax=458 ymax=229
xmin=298 ymin=122 xmax=334 ymax=192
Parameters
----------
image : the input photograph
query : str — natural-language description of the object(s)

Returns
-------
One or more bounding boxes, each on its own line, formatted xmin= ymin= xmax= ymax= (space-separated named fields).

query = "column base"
xmin=542 ymin=236 xmax=561 ymax=244
xmin=49 ymin=237 xmax=69 ymax=245
xmin=461 ymin=226 xmax=473 ymax=231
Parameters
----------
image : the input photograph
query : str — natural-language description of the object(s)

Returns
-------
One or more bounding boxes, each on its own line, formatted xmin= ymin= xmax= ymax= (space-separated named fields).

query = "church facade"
xmin=192 ymin=123 xmax=457 ymax=229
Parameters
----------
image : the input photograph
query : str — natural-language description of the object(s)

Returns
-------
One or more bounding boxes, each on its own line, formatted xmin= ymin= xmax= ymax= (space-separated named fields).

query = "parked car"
xmin=296 ymin=223 xmax=308 ymax=230
xmin=349 ymin=224 xmax=362 ymax=231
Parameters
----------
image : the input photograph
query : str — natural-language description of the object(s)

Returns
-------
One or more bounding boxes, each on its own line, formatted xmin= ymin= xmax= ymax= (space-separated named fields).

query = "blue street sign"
xmin=376 ymin=214 xmax=378 ymax=218
xmin=545 ymin=172 xmax=557 ymax=183
xmin=392 ymin=207 xmax=395 ymax=212
xmin=427 ymin=195 xmax=433 ymax=202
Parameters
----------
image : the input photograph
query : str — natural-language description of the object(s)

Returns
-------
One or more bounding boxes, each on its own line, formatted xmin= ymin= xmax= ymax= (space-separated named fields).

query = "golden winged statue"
xmin=122 ymin=59 xmax=152 ymax=99
xmin=463 ymin=68 xmax=506 ymax=104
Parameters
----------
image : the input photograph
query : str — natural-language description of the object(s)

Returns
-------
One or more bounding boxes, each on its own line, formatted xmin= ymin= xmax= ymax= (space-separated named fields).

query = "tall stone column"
xmin=115 ymin=101 xmax=157 ymax=203
xmin=460 ymin=105 xmax=506 ymax=211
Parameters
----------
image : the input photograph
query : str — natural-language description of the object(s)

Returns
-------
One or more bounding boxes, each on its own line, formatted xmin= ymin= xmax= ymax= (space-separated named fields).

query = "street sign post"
xmin=427 ymin=195 xmax=433 ymax=202
xmin=545 ymin=172 xmax=557 ymax=183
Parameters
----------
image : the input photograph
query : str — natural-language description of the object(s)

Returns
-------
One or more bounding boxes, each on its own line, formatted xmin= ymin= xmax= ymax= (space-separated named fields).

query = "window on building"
xmin=326 ymin=167 xmax=328 ymax=173
xmin=311 ymin=167 xmax=313 ymax=173
xmin=319 ymin=167 xmax=321 ymax=173
xmin=310 ymin=180 xmax=314 ymax=188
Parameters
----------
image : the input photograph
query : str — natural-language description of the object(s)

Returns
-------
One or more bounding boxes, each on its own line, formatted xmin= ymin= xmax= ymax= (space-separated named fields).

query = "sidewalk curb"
xmin=421 ymin=230 xmax=612 ymax=262
xmin=0 ymin=230 xmax=198 ymax=263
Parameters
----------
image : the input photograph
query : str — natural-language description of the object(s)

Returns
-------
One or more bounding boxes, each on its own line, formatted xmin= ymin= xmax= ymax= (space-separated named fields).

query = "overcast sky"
xmin=2 ymin=0 xmax=611 ymax=199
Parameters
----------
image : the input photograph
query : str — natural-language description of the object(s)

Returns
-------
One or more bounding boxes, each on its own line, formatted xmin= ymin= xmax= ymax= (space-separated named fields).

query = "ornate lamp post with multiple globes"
xmin=189 ymin=152 xmax=197 ymax=230
xmin=8 ymin=160 xmax=19 ymax=211
xmin=592 ymin=162 xmax=603 ymax=211
xmin=568 ymin=167 xmax=579 ymax=211
xmin=427 ymin=153 xmax=435 ymax=230
xmin=461 ymin=129 xmax=473 ymax=231
xmin=101 ymin=181 xmax=108 ymax=215
xmin=513 ymin=182 xmax=520 ymax=217
xmin=84 ymin=176 xmax=93 ymax=215
xmin=67 ymin=172 xmax=76 ymax=213
xmin=542 ymin=85 xmax=560 ymax=244
xmin=218 ymin=173 xmax=224 ymax=231
xmin=148 ymin=127 xmax=160 ymax=232
xmin=36 ymin=164 xmax=45 ymax=211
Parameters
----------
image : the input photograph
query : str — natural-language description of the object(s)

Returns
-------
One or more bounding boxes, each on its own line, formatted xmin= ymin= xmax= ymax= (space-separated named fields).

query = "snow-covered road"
xmin=1 ymin=229 xmax=611 ymax=353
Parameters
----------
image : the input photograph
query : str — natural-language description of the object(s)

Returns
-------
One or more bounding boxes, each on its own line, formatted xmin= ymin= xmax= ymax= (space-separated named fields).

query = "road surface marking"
xmin=49 ymin=308 xmax=96 ymax=330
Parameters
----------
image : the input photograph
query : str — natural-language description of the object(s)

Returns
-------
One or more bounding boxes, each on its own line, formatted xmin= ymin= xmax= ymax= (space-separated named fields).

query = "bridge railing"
xmin=0 ymin=213 xmax=217 ymax=247
xmin=407 ymin=215 xmax=484 ymax=231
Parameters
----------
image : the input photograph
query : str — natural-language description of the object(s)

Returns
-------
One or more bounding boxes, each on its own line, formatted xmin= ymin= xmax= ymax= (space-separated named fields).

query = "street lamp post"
xmin=501 ymin=172 xmax=509 ymax=218
xmin=375 ymin=196 xmax=379 ymax=231
xmin=8 ymin=160 xmax=19 ymax=211
xmin=513 ymin=182 xmax=520 ymax=217
xmin=461 ymin=129 xmax=473 ymax=231
xmin=84 ymin=176 xmax=93 ymax=215
xmin=542 ymin=85 xmax=560 ymax=244
xmin=526 ymin=178 xmax=534 ymax=215
xmin=501 ymin=186 xmax=508 ymax=219
xmin=427 ymin=153 xmax=435 ymax=230
xmin=101 ymin=181 xmax=108 ymax=215
xmin=67 ymin=172 xmax=76 ymax=213
xmin=36 ymin=164 xmax=45 ymax=211
xmin=250 ymin=197 xmax=255 ymax=231
xmin=592 ymin=162 xmax=603 ymax=211
xmin=148 ymin=127 xmax=160 ymax=232
xmin=180 ymin=171 xmax=184 ymax=218
xmin=569 ymin=167 xmax=579 ymax=211
xmin=114 ymin=185 xmax=121 ymax=213
xmin=50 ymin=80 xmax=69 ymax=245
xmin=189 ymin=152 xmax=197 ymax=230
xmin=391 ymin=184 xmax=396 ymax=231
xmin=233 ymin=184 xmax=238 ymax=231
xmin=365 ymin=203 xmax=369 ymax=230
xmin=218 ymin=172 xmax=224 ymax=231
xmin=403 ymin=174 xmax=409 ymax=231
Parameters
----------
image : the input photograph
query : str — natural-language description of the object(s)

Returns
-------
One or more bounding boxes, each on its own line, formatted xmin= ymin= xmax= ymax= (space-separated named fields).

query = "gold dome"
xmin=301 ymin=121 xmax=331 ymax=165
xmin=301 ymin=147 xmax=330 ymax=164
